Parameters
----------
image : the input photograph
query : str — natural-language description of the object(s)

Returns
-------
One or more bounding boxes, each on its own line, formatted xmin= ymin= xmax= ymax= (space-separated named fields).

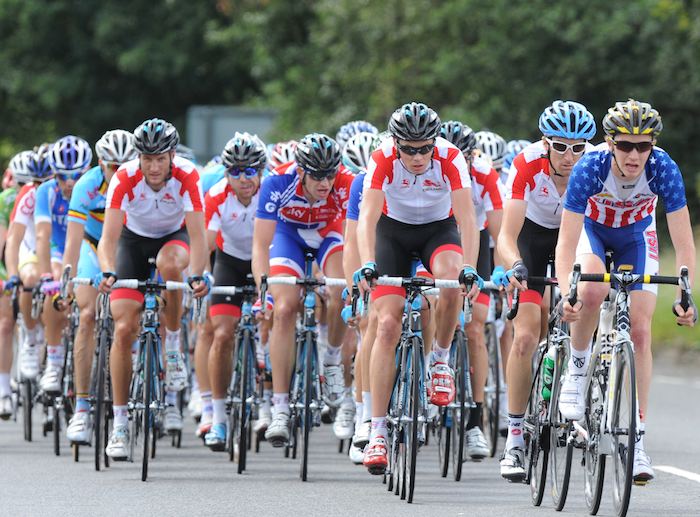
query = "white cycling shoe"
xmin=500 ymin=446 xmax=526 ymax=482
xmin=105 ymin=426 xmax=130 ymax=460
xmin=264 ymin=410 xmax=290 ymax=447
xmin=633 ymin=447 xmax=655 ymax=483
xmin=254 ymin=404 xmax=272 ymax=435
xmin=165 ymin=352 xmax=188 ymax=392
xmin=333 ymin=402 xmax=356 ymax=440
xmin=19 ymin=343 xmax=40 ymax=381
xmin=466 ymin=427 xmax=489 ymax=460
xmin=349 ymin=443 xmax=365 ymax=464
xmin=322 ymin=364 xmax=345 ymax=408
xmin=66 ymin=411 xmax=92 ymax=444
xmin=0 ymin=395 xmax=12 ymax=420
xmin=558 ymin=373 xmax=586 ymax=421
xmin=164 ymin=406 xmax=184 ymax=433
xmin=352 ymin=420 xmax=371 ymax=449
xmin=39 ymin=367 xmax=62 ymax=393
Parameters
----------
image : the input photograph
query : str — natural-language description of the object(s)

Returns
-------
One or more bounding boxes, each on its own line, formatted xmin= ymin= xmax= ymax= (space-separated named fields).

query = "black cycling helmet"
xmin=133 ymin=118 xmax=180 ymax=155
xmin=294 ymin=133 xmax=341 ymax=179
xmin=221 ymin=132 xmax=267 ymax=170
xmin=388 ymin=102 xmax=441 ymax=141
xmin=440 ymin=120 xmax=477 ymax=155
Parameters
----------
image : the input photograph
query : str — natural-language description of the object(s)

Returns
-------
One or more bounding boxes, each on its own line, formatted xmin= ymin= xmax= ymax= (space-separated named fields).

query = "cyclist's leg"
xmin=17 ymin=252 xmax=41 ymax=380
xmin=39 ymin=257 xmax=68 ymax=392
xmin=0 ymin=294 xmax=13 ymax=417
xmin=193 ymin=316 xmax=213 ymax=433
xmin=67 ymin=241 xmax=99 ymax=440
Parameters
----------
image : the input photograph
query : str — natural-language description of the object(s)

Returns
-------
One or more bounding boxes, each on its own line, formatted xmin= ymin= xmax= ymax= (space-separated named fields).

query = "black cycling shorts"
xmin=517 ymin=217 xmax=558 ymax=301
xmin=476 ymin=229 xmax=491 ymax=279
xmin=375 ymin=214 xmax=461 ymax=298
xmin=210 ymin=249 xmax=252 ymax=317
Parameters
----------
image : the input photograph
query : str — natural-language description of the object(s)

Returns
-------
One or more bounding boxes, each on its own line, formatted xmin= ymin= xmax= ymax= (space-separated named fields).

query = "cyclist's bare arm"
xmin=497 ymin=198 xmax=527 ymax=288
xmin=486 ymin=208 xmax=504 ymax=267
xmin=357 ymin=188 xmax=383 ymax=266
xmin=184 ymin=211 xmax=207 ymax=276
xmin=251 ymin=218 xmax=276 ymax=287
xmin=206 ymin=229 xmax=217 ymax=253
xmin=554 ymin=209 xmax=585 ymax=297
xmin=97 ymin=207 xmax=124 ymax=274
xmin=5 ymin=222 xmax=26 ymax=277
xmin=667 ymin=206 xmax=696 ymax=324
xmin=63 ymin=221 xmax=85 ymax=276
xmin=343 ymin=218 xmax=360 ymax=289
xmin=451 ymin=187 xmax=479 ymax=267
xmin=35 ymin=221 xmax=52 ymax=276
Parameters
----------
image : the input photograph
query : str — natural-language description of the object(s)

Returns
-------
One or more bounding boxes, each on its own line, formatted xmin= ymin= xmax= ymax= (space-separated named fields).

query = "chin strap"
xmin=544 ymin=151 xmax=566 ymax=178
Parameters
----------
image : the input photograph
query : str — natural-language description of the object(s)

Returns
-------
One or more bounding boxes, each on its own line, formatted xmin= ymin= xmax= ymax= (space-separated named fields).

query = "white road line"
xmin=654 ymin=375 xmax=700 ymax=389
xmin=656 ymin=465 xmax=700 ymax=483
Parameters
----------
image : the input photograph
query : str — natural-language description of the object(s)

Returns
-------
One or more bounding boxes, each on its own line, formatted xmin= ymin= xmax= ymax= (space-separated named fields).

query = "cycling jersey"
xmin=0 ymin=187 xmax=17 ymax=229
xmin=204 ymin=178 xmax=257 ymax=261
xmin=364 ymin=136 xmax=471 ymax=225
xmin=346 ymin=171 xmax=365 ymax=222
xmin=34 ymin=179 xmax=69 ymax=255
xmin=201 ymin=163 xmax=225 ymax=194
xmin=564 ymin=144 xmax=686 ymax=227
xmin=505 ymin=140 xmax=566 ymax=229
xmin=67 ymin=166 xmax=107 ymax=243
xmin=106 ymin=156 xmax=203 ymax=239
xmin=10 ymin=184 xmax=36 ymax=252
xmin=471 ymin=155 xmax=504 ymax=230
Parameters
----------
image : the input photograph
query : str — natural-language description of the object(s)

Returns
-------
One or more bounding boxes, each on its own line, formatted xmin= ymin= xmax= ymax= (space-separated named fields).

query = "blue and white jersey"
xmin=67 ymin=166 xmax=107 ymax=243
xmin=346 ymin=171 xmax=365 ymax=222
xmin=201 ymin=164 xmax=225 ymax=194
xmin=34 ymin=179 xmax=69 ymax=252
xmin=564 ymin=143 xmax=686 ymax=227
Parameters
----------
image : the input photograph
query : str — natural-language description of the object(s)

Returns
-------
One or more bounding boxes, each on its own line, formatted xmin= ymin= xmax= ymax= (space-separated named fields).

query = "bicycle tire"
xmin=94 ymin=329 xmax=108 ymax=471
xmin=299 ymin=332 xmax=314 ymax=481
xmin=452 ymin=329 xmax=468 ymax=481
xmin=237 ymin=329 xmax=253 ymax=474
xmin=142 ymin=334 xmax=153 ymax=482
xmin=22 ymin=379 xmax=32 ymax=442
xmin=584 ymin=356 xmax=606 ymax=515
xmin=405 ymin=337 xmax=421 ymax=503
xmin=437 ymin=408 xmax=450 ymax=478
xmin=549 ymin=346 xmax=573 ymax=511
xmin=53 ymin=402 xmax=61 ymax=456
xmin=611 ymin=340 xmax=636 ymax=517
xmin=483 ymin=322 xmax=500 ymax=457
xmin=228 ymin=352 xmax=241 ymax=463
xmin=525 ymin=345 xmax=549 ymax=506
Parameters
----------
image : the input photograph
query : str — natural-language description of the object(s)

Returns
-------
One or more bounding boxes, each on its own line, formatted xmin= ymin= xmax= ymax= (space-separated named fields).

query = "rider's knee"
xmin=510 ymin=329 xmax=538 ymax=358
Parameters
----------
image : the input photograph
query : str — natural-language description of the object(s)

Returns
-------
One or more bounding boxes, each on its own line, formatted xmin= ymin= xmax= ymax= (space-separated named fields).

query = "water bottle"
xmin=541 ymin=346 xmax=556 ymax=401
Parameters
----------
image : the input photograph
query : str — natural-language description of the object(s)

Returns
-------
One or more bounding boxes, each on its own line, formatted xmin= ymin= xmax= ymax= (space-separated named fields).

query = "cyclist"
xmin=201 ymin=132 xmax=265 ymax=450
xmin=555 ymin=99 xmax=696 ymax=482
xmin=503 ymin=139 xmax=532 ymax=176
xmin=475 ymin=131 xmax=507 ymax=180
xmin=35 ymin=136 xmax=92 ymax=393
xmin=441 ymin=120 xmax=505 ymax=459
xmin=497 ymin=100 xmax=596 ymax=481
xmin=5 ymin=147 xmax=53 ymax=382
xmin=0 ymin=152 xmax=33 ymax=417
xmin=98 ymin=118 xmax=210 ymax=459
xmin=60 ymin=130 xmax=137 ymax=443
xmin=252 ymin=133 xmax=353 ymax=447
xmin=335 ymin=120 xmax=378 ymax=150
xmin=356 ymin=102 xmax=482 ymax=474
xmin=268 ymin=140 xmax=298 ymax=171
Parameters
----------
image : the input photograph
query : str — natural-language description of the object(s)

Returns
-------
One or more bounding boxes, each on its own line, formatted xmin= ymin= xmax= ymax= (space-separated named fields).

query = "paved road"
xmin=1 ymin=356 xmax=699 ymax=516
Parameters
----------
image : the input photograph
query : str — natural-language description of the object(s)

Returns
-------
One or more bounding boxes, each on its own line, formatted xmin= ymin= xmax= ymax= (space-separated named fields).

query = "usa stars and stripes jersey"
xmin=10 ymin=183 xmax=37 ymax=252
xmin=34 ymin=178 xmax=69 ymax=253
xmin=506 ymin=140 xmax=569 ymax=230
xmin=67 ymin=166 xmax=108 ymax=242
xmin=564 ymin=143 xmax=686 ymax=227
xmin=363 ymin=136 xmax=472 ymax=225
xmin=204 ymin=178 xmax=257 ymax=260
xmin=471 ymin=155 xmax=504 ymax=230
xmin=255 ymin=163 xmax=353 ymax=243
xmin=106 ymin=156 xmax=203 ymax=239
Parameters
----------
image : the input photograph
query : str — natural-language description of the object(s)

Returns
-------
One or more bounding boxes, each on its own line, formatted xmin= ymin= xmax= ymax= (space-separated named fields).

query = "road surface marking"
xmin=656 ymin=465 xmax=700 ymax=484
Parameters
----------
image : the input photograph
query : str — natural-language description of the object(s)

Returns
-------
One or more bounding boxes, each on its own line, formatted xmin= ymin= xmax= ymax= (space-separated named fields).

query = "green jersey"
xmin=0 ymin=187 xmax=17 ymax=229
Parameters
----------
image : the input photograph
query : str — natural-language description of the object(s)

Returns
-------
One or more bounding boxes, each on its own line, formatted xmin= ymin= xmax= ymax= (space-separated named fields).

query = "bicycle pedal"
xmin=633 ymin=479 xmax=649 ymax=486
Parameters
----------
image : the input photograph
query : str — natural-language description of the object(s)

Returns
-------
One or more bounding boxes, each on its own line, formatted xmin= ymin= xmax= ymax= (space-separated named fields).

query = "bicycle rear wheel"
xmin=483 ymin=322 xmax=500 ymax=457
xmin=549 ymin=347 xmax=573 ymax=511
xmin=237 ymin=330 xmax=253 ymax=474
xmin=437 ymin=408 xmax=450 ymax=478
xmin=52 ymin=401 xmax=61 ymax=456
xmin=141 ymin=334 xmax=153 ymax=482
xmin=94 ymin=329 xmax=111 ymax=471
xmin=299 ymin=332 xmax=314 ymax=481
xmin=611 ymin=340 xmax=636 ymax=517
xmin=405 ymin=337 xmax=422 ymax=503
xmin=525 ymin=345 xmax=549 ymax=506
xmin=451 ymin=329 xmax=468 ymax=481
xmin=22 ymin=379 xmax=32 ymax=442
xmin=584 ymin=358 xmax=606 ymax=515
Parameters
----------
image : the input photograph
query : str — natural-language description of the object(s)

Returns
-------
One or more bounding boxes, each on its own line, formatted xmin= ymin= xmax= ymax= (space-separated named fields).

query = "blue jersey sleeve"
xmin=67 ymin=174 xmax=92 ymax=226
xmin=346 ymin=173 xmax=365 ymax=221
xmin=201 ymin=165 xmax=225 ymax=194
xmin=256 ymin=175 xmax=283 ymax=221
xmin=648 ymin=149 xmax=687 ymax=213
xmin=563 ymin=151 xmax=606 ymax=214
xmin=34 ymin=180 xmax=53 ymax=225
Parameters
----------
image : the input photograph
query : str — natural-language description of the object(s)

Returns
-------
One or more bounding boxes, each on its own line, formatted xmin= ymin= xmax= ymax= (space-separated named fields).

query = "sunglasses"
xmin=612 ymin=140 xmax=654 ymax=153
xmin=397 ymin=142 xmax=435 ymax=156
xmin=546 ymin=139 xmax=587 ymax=155
xmin=307 ymin=170 xmax=337 ymax=182
xmin=56 ymin=172 xmax=82 ymax=182
xmin=226 ymin=166 xmax=260 ymax=179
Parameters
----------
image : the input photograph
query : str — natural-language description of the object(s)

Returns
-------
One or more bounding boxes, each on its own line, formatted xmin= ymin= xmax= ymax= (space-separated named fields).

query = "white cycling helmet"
xmin=475 ymin=131 xmax=506 ymax=170
xmin=8 ymin=150 xmax=34 ymax=185
xmin=342 ymin=132 xmax=380 ymax=173
xmin=95 ymin=129 xmax=138 ymax=164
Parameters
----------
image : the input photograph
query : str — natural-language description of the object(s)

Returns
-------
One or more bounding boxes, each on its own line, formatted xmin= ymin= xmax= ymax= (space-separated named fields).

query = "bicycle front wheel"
xmin=22 ymin=379 xmax=32 ymax=442
xmin=237 ymin=330 xmax=253 ymax=474
xmin=141 ymin=334 xmax=153 ymax=482
xmin=525 ymin=344 xmax=549 ymax=506
xmin=405 ymin=337 xmax=422 ymax=503
xmin=94 ymin=329 xmax=111 ymax=471
xmin=299 ymin=332 xmax=314 ymax=481
xmin=584 ymin=356 xmax=606 ymax=515
xmin=483 ymin=322 xmax=500 ymax=457
xmin=451 ymin=329 xmax=468 ymax=481
xmin=611 ymin=340 xmax=636 ymax=517
xmin=548 ymin=347 xmax=573 ymax=511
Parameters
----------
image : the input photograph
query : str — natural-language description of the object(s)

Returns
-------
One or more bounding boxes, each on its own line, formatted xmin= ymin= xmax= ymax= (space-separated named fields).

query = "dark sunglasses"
xmin=612 ymin=140 xmax=654 ymax=153
xmin=226 ymin=166 xmax=260 ymax=179
xmin=397 ymin=143 xmax=435 ymax=156
xmin=307 ymin=170 xmax=337 ymax=182
xmin=56 ymin=172 xmax=82 ymax=182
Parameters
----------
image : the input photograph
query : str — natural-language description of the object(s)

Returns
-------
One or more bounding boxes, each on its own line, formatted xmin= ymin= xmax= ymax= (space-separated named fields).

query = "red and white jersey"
xmin=471 ymin=155 xmax=504 ymax=230
xmin=364 ymin=136 xmax=472 ymax=225
xmin=204 ymin=178 xmax=257 ymax=261
xmin=106 ymin=156 xmax=203 ymax=239
xmin=10 ymin=183 xmax=36 ymax=252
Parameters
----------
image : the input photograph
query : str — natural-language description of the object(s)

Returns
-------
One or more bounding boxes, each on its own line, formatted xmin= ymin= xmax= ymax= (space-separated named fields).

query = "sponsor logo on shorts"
xmin=645 ymin=229 xmax=659 ymax=261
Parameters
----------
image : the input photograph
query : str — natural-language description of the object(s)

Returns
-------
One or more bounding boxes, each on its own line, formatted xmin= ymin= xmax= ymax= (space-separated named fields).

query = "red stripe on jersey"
xmin=204 ymin=183 xmax=229 ymax=228
xmin=440 ymin=147 xmax=466 ymax=190
xmin=109 ymin=169 xmax=143 ymax=209
xmin=509 ymin=154 xmax=539 ymax=200
xmin=173 ymin=166 xmax=203 ymax=211
xmin=368 ymin=149 xmax=393 ymax=189
xmin=588 ymin=198 xmax=600 ymax=222
xmin=11 ymin=184 xmax=34 ymax=222
xmin=481 ymin=167 xmax=503 ymax=209
xmin=603 ymin=207 xmax=616 ymax=227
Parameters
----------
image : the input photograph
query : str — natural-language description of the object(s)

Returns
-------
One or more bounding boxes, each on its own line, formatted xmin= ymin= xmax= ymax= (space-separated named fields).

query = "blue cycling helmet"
xmin=503 ymin=139 xmax=532 ymax=171
xmin=336 ymin=120 xmax=378 ymax=149
xmin=538 ymin=100 xmax=596 ymax=140
xmin=27 ymin=145 xmax=54 ymax=183
xmin=49 ymin=135 xmax=93 ymax=174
